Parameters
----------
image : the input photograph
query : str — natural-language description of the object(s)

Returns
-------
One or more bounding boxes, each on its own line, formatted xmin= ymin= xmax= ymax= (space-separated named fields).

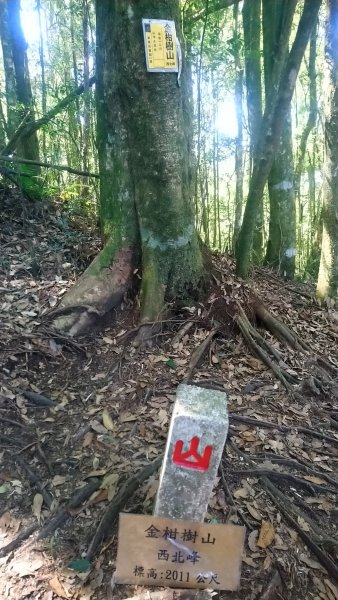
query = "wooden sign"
xmin=115 ymin=514 xmax=245 ymax=591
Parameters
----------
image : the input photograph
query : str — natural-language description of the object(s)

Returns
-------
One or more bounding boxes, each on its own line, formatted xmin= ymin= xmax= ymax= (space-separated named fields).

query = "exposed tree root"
xmin=50 ymin=244 xmax=135 ymax=335
xmin=253 ymin=299 xmax=310 ymax=352
xmin=234 ymin=295 xmax=338 ymax=394
xmin=261 ymin=477 xmax=338 ymax=584
xmin=236 ymin=305 xmax=295 ymax=393
xmin=184 ymin=328 xmax=219 ymax=381
xmin=86 ymin=456 xmax=162 ymax=560
xmin=259 ymin=569 xmax=283 ymax=600
xmin=0 ymin=478 xmax=100 ymax=557
xmin=230 ymin=413 xmax=338 ymax=446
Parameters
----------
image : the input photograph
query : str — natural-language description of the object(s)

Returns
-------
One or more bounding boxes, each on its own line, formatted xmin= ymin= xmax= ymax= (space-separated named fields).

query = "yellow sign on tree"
xmin=142 ymin=19 xmax=178 ymax=73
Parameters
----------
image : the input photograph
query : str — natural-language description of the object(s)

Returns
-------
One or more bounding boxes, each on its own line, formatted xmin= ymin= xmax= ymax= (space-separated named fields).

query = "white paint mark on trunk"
xmin=272 ymin=180 xmax=293 ymax=191
xmin=141 ymin=224 xmax=194 ymax=250
xmin=127 ymin=5 xmax=134 ymax=19
xmin=285 ymin=248 xmax=296 ymax=258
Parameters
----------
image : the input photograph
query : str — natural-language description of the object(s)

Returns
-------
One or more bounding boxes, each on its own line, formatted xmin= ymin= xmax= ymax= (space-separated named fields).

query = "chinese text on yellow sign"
xmin=142 ymin=19 xmax=178 ymax=73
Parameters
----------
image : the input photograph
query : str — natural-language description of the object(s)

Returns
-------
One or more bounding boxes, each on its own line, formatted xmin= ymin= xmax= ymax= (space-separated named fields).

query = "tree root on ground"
xmin=86 ymin=456 xmax=162 ymax=560
xmin=226 ymin=441 xmax=338 ymax=583
xmin=0 ymin=457 xmax=161 ymax=561
xmin=184 ymin=328 xmax=219 ymax=381
xmin=0 ymin=478 xmax=100 ymax=558
xmin=230 ymin=413 xmax=338 ymax=446
xmin=261 ymin=477 xmax=338 ymax=584
xmin=235 ymin=296 xmax=338 ymax=394
xmin=236 ymin=305 xmax=295 ymax=394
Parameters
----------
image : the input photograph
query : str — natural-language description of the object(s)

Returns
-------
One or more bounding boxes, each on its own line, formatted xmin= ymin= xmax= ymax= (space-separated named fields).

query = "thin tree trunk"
xmin=233 ymin=3 xmax=244 ymax=250
xmin=236 ymin=0 xmax=322 ymax=278
xmin=317 ymin=0 xmax=338 ymax=298
xmin=2 ymin=76 xmax=96 ymax=155
xmin=37 ymin=0 xmax=47 ymax=160
xmin=0 ymin=0 xmax=18 ymax=136
xmin=263 ymin=0 xmax=297 ymax=279
xmin=295 ymin=22 xmax=318 ymax=194
xmin=242 ymin=0 xmax=263 ymax=261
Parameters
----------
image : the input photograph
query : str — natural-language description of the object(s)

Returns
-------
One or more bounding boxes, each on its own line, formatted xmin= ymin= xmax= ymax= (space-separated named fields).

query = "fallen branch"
xmin=15 ymin=456 xmax=54 ymax=508
xmin=232 ymin=468 xmax=334 ymax=494
xmin=86 ymin=456 xmax=162 ymax=561
xmin=260 ymin=569 xmax=283 ymax=600
xmin=22 ymin=390 xmax=58 ymax=408
xmin=0 ymin=477 xmax=100 ymax=557
xmin=230 ymin=413 xmax=338 ymax=446
xmin=1 ymin=111 xmax=32 ymax=155
xmin=184 ymin=328 xmax=219 ymax=381
xmin=243 ymin=451 xmax=338 ymax=490
xmin=236 ymin=306 xmax=295 ymax=392
xmin=2 ymin=76 xmax=96 ymax=154
xmin=172 ymin=320 xmax=194 ymax=346
xmin=261 ymin=477 xmax=338 ymax=584
xmin=0 ymin=155 xmax=99 ymax=179
xmin=37 ymin=477 xmax=100 ymax=540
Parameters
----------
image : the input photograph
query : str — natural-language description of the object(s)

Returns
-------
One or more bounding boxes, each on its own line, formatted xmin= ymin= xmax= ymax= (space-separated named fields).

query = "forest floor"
xmin=0 ymin=189 xmax=338 ymax=600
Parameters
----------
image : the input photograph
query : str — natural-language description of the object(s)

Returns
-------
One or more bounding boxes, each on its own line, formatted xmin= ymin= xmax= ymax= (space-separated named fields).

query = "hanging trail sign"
xmin=142 ymin=19 xmax=178 ymax=72
xmin=115 ymin=513 xmax=245 ymax=591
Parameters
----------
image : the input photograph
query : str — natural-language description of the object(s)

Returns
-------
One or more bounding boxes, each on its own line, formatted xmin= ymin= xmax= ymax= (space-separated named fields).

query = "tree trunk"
xmin=0 ymin=0 xmax=41 ymax=196
xmin=295 ymin=22 xmax=318 ymax=194
xmin=263 ymin=0 xmax=297 ymax=279
xmin=242 ymin=0 xmax=263 ymax=262
xmin=53 ymin=0 xmax=204 ymax=337
xmin=233 ymin=3 xmax=244 ymax=250
xmin=0 ymin=0 xmax=18 ymax=136
xmin=236 ymin=0 xmax=322 ymax=278
xmin=81 ymin=0 xmax=90 ymax=200
xmin=317 ymin=0 xmax=338 ymax=298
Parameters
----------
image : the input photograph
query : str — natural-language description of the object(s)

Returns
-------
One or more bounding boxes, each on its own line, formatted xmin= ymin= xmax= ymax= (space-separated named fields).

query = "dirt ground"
xmin=0 ymin=189 xmax=337 ymax=600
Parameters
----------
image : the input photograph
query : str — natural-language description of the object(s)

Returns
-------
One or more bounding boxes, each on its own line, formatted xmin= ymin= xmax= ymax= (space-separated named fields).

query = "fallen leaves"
xmin=257 ymin=521 xmax=275 ymax=549
xmin=102 ymin=409 xmax=115 ymax=431
xmin=11 ymin=558 xmax=44 ymax=577
xmin=49 ymin=575 xmax=71 ymax=599
xmin=32 ymin=493 xmax=43 ymax=522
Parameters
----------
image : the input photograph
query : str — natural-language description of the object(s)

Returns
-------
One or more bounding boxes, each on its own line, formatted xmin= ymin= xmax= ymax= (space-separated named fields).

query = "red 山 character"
xmin=172 ymin=436 xmax=212 ymax=471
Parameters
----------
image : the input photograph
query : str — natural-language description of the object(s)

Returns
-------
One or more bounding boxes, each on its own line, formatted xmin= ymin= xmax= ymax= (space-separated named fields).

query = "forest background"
xmin=0 ymin=0 xmax=334 ymax=299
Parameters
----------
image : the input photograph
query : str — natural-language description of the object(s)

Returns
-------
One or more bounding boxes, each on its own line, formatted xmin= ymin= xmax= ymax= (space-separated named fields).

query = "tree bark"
xmin=233 ymin=3 xmax=244 ymax=249
xmin=242 ymin=0 xmax=263 ymax=261
xmin=317 ymin=0 xmax=338 ymax=298
xmin=263 ymin=0 xmax=297 ymax=279
xmin=0 ymin=0 xmax=41 ymax=196
xmin=236 ymin=0 xmax=322 ymax=278
xmin=53 ymin=0 xmax=204 ymax=336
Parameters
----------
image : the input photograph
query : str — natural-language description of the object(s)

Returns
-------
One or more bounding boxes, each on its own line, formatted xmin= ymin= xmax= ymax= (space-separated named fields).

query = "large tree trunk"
xmin=317 ymin=0 xmax=338 ymax=298
xmin=263 ymin=0 xmax=297 ymax=279
xmin=53 ymin=0 xmax=204 ymax=337
xmin=235 ymin=0 xmax=322 ymax=278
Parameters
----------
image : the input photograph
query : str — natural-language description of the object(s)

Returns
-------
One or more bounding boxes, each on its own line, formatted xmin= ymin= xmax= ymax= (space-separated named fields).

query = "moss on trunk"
xmin=53 ymin=0 xmax=204 ymax=335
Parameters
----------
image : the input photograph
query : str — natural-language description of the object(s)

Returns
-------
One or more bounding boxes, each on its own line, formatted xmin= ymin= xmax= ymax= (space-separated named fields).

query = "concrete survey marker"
xmin=154 ymin=383 xmax=229 ymax=521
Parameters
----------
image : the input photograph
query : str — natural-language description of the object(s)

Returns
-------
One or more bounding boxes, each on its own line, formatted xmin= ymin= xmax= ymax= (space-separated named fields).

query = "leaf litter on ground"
xmin=0 ymin=192 xmax=337 ymax=600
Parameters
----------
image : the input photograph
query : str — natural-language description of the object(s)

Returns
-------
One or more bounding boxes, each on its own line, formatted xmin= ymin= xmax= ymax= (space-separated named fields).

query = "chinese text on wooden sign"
xmin=115 ymin=514 xmax=245 ymax=591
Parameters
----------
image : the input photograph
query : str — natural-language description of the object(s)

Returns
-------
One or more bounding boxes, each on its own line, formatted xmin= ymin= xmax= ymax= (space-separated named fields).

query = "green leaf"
xmin=0 ymin=483 xmax=11 ymax=494
xmin=166 ymin=358 xmax=176 ymax=370
xmin=67 ymin=558 xmax=91 ymax=572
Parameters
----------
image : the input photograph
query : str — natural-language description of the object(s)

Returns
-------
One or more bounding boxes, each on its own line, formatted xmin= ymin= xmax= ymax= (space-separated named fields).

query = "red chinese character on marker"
xmin=172 ymin=436 xmax=212 ymax=471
